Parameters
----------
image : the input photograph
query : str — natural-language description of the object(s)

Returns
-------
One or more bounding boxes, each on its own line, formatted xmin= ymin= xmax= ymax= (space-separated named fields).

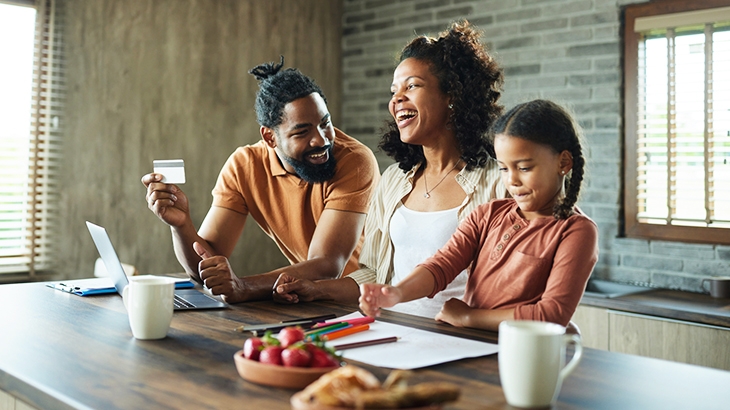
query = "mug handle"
xmin=560 ymin=334 xmax=583 ymax=380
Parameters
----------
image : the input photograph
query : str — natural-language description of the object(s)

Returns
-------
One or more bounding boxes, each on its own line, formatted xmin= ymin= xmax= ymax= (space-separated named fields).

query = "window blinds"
xmin=634 ymin=18 xmax=730 ymax=228
xmin=0 ymin=0 xmax=64 ymax=275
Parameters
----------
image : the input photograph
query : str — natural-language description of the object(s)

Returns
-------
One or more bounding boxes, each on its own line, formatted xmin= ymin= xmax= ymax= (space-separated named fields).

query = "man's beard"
xmin=281 ymin=146 xmax=337 ymax=183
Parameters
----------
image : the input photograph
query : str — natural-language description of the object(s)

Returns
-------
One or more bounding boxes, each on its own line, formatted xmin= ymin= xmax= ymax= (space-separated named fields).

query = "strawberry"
xmin=243 ymin=337 xmax=264 ymax=361
xmin=282 ymin=346 xmax=311 ymax=367
xmin=259 ymin=345 xmax=284 ymax=366
xmin=261 ymin=331 xmax=280 ymax=347
xmin=278 ymin=326 xmax=305 ymax=348
xmin=309 ymin=346 xmax=339 ymax=368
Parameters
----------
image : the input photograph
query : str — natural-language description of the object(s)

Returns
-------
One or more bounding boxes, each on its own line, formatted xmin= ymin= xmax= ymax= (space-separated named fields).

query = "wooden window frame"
xmin=623 ymin=0 xmax=730 ymax=245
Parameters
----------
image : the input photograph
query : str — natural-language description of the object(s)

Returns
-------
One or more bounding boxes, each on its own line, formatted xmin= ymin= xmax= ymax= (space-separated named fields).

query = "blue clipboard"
xmin=47 ymin=278 xmax=195 ymax=296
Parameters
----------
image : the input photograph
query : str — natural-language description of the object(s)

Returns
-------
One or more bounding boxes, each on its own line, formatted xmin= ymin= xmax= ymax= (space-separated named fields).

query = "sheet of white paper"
xmin=332 ymin=312 xmax=498 ymax=369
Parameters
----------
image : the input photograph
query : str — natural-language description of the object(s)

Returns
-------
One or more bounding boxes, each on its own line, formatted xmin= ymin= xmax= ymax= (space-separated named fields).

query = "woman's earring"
xmin=448 ymin=104 xmax=453 ymax=110
xmin=561 ymin=170 xmax=566 ymax=175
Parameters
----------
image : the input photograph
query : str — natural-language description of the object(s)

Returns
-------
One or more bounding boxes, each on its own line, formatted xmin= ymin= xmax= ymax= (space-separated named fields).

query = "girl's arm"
xmin=359 ymin=266 xmax=435 ymax=317
xmin=435 ymin=299 xmax=514 ymax=331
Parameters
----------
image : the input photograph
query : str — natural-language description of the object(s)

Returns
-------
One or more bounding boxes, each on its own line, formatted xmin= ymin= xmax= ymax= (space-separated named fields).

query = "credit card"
xmin=153 ymin=159 xmax=186 ymax=184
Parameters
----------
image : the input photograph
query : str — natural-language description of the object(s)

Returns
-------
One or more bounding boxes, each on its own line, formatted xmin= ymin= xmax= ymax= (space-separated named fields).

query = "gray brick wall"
xmin=341 ymin=0 xmax=730 ymax=294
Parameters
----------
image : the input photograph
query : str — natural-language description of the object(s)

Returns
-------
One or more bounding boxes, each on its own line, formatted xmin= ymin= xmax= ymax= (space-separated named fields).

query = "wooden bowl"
xmin=233 ymin=350 xmax=339 ymax=389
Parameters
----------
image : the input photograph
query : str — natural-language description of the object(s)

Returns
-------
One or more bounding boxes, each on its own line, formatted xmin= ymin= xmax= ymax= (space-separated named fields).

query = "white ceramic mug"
xmin=498 ymin=320 xmax=582 ymax=408
xmin=122 ymin=276 xmax=174 ymax=340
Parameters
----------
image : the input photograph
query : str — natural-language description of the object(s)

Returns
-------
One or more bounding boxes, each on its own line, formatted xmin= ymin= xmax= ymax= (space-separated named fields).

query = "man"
xmin=142 ymin=57 xmax=379 ymax=303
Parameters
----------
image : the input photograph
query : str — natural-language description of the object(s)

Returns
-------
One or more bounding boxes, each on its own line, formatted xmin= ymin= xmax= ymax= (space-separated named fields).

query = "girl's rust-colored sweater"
xmin=420 ymin=198 xmax=599 ymax=327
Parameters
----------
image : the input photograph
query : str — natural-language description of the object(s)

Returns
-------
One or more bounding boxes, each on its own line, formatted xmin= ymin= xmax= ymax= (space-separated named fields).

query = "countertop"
xmin=580 ymin=288 xmax=730 ymax=329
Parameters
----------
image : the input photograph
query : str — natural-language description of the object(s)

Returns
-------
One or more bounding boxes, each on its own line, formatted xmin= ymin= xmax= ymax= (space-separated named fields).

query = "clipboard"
xmin=47 ymin=277 xmax=194 ymax=296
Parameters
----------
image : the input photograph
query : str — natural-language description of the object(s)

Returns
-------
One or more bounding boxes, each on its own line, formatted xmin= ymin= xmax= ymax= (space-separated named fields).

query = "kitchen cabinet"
xmin=572 ymin=306 xmax=730 ymax=371
xmin=609 ymin=310 xmax=730 ymax=370
xmin=571 ymin=305 xmax=609 ymax=350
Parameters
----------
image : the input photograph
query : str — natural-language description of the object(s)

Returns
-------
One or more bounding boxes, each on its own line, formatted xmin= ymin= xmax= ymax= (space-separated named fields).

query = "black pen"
xmin=234 ymin=313 xmax=337 ymax=333
xmin=281 ymin=314 xmax=337 ymax=324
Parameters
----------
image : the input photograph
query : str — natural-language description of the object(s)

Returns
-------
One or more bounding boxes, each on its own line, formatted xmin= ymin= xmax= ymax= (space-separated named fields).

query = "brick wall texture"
xmin=340 ymin=0 xmax=730 ymax=294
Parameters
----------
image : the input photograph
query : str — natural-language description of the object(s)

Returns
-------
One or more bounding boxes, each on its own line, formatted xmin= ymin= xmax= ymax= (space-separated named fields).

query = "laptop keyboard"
xmin=173 ymin=294 xmax=196 ymax=309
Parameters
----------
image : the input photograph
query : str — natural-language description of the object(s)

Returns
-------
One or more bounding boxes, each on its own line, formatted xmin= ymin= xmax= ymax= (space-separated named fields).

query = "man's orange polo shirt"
xmin=211 ymin=128 xmax=379 ymax=275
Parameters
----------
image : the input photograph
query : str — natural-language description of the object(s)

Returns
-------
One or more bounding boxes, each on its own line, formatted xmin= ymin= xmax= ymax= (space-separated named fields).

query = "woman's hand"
xmin=359 ymin=284 xmax=402 ymax=317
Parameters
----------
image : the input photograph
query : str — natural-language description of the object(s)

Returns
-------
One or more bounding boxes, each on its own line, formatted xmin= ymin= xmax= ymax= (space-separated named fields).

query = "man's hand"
xmin=193 ymin=242 xmax=247 ymax=304
xmin=272 ymin=273 xmax=325 ymax=304
xmin=358 ymin=284 xmax=401 ymax=317
xmin=142 ymin=173 xmax=190 ymax=227
xmin=435 ymin=298 xmax=472 ymax=327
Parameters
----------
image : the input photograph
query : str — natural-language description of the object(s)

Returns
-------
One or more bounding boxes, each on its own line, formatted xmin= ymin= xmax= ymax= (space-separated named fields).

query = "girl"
xmin=359 ymin=100 xmax=598 ymax=331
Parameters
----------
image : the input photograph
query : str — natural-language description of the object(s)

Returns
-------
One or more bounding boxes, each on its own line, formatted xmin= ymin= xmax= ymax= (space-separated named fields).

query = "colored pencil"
xmin=304 ymin=321 xmax=349 ymax=336
xmin=332 ymin=336 xmax=400 ymax=350
xmin=311 ymin=316 xmax=375 ymax=329
xmin=322 ymin=324 xmax=370 ymax=341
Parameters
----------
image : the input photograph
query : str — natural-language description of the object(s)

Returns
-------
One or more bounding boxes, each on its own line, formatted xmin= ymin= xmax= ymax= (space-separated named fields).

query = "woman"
xmin=273 ymin=20 xmax=505 ymax=319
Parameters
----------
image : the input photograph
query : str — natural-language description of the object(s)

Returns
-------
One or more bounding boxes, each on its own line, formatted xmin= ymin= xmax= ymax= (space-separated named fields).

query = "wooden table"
xmin=1 ymin=280 xmax=729 ymax=410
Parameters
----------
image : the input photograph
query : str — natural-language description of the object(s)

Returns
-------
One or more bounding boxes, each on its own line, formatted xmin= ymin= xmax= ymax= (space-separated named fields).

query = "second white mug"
xmin=498 ymin=320 xmax=582 ymax=408
xmin=122 ymin=275 xmax=174 ymax=340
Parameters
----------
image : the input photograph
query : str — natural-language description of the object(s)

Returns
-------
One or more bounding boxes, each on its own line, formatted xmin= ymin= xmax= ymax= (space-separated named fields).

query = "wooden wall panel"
xmin=58 ymin=0 xmax=342 ymax=279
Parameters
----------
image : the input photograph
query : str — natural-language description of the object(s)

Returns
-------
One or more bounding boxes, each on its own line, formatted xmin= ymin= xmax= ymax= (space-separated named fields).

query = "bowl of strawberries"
xmin=234 ymin=326 xmax=343 ymax=389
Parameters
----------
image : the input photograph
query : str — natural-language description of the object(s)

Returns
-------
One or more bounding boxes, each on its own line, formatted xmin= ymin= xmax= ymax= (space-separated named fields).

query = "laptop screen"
xmin=86 ymin=221 xmax=130 ymax=296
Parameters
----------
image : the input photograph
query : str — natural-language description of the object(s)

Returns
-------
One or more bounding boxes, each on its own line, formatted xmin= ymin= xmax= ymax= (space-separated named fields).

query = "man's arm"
xmin=197 ymin=208 xmax=366 ymax=303
xmin=173 ymin=206 xmax=246 ymax=282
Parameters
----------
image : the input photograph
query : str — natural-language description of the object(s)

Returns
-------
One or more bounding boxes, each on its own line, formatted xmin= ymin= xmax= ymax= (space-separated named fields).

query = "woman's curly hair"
xmin=379 ymin=20 xmax=504 ymax=171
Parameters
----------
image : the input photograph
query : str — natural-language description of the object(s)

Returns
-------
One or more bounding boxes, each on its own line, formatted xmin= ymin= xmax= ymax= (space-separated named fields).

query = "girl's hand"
xmin=435 ymin=298 xmax=472 ymax=327
xmin=359 ymin=284 xmax=402 ymax=317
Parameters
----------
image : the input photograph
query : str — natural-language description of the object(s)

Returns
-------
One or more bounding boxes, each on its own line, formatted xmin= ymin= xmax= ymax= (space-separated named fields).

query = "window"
xmin=0 ymin=0 xmax=63 ymax=277
xmin=624 ymin=0 xmax=730 ymax=245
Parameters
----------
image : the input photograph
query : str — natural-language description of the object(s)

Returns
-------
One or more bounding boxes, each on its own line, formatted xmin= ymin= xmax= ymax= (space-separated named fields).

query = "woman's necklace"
xmin=423 ymin=159 xmax=462 ymax=199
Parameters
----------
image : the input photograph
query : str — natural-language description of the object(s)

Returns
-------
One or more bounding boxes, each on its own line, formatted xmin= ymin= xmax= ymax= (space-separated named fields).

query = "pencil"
xmin=304 ymin=321 xmax=349 ymax=336
xmin=322 ymin=324 xmax=370 ymax=341
xmin=311 ymin=316 xmax=375 ymax=329
xmin=332 ymin=336 xmax=400 ymax=350
xmin=281 ymin=314 xmax=336 ymax=324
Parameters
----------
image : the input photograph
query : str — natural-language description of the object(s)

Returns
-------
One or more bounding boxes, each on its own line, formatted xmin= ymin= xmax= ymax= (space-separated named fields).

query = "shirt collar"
xmin=267 ymin=145 xmax=288 ymax=177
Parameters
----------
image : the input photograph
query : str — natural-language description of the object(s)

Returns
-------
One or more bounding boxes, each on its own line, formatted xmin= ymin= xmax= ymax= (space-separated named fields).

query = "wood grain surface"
xmin=2 ymin=281 xmax=730 ymax=410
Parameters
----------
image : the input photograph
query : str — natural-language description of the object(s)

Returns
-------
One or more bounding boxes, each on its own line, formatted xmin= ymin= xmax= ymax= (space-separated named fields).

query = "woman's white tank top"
xmin=388 ymin=203 xmax=467 ymax=318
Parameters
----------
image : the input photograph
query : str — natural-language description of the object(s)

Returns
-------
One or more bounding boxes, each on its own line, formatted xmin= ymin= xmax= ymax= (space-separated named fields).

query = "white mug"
xmin=122 ymin=276 xmax=174 ymax=340
xmin=498 ymin=320 xmax=582 ymax=408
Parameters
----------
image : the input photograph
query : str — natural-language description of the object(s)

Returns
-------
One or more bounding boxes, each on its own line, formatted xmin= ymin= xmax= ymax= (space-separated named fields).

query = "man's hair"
xmin=248 ymin=56 xmax=327 ymax=129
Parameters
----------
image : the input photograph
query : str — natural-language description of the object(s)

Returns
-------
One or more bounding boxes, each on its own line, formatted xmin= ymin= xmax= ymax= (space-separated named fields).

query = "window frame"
xmin=623 ymin=0 xmax=730 ymax=245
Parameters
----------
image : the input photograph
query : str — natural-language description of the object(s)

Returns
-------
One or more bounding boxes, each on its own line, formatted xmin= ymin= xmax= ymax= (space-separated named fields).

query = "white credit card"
xmin=153 ymin=159 xmax=186 ymax=184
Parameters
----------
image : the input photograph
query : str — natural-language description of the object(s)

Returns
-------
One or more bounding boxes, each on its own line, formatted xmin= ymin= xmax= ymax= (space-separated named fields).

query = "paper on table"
xmin=331 ymin=312 xmax=498 ymax=369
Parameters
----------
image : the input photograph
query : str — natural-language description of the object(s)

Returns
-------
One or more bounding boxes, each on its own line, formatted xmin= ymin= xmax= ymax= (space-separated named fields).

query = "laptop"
xmin=86 ymin=221 xmax=228 ymax=310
